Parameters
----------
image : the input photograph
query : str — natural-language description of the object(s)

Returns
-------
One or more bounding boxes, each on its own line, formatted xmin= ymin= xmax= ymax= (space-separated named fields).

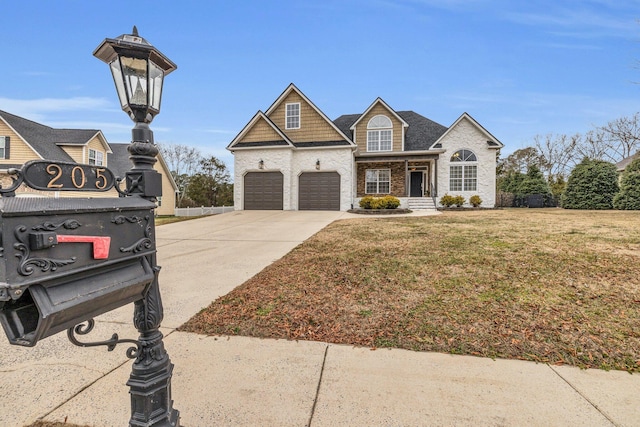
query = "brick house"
xmin=228 ymin=83 xmax=503 ymax=211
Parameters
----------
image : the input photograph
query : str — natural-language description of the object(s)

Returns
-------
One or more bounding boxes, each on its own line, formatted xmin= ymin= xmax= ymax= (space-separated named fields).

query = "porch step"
xmin=407 ymin=197 xmax=437 ymax=210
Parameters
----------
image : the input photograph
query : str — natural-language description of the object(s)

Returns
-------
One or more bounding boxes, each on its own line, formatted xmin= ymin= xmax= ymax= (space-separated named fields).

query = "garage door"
xmin=299 ymin=172 xmax=340 ymax=211
xmin=244 ymin=171 xmax=283 ymax=210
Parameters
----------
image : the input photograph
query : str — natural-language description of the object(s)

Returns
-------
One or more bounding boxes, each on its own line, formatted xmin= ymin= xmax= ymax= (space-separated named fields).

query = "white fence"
xmin=174 ymin=206 xmax=234 ymax=217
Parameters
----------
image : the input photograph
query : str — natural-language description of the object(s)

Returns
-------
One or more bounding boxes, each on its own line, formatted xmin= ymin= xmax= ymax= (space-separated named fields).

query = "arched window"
xmin=450 ymin=149 xmax=477 ymax=162
xmin=367 ymin=115 xmax=393 ymax=152
xmin=449 ymin=149 xmax=477 ymax=191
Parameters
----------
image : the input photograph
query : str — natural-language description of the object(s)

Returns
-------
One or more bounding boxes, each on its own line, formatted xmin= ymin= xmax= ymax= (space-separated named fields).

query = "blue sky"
xmin=2 ymin=1 xmax=639 ymax=173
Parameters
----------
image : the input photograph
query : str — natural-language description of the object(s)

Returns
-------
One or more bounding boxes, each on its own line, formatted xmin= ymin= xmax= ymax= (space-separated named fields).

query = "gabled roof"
xmin=108 ymin=143 xmax=178 ymax=193
xmin=616 ymin=151 xmax=640 ymax=171
xmin=333 ymin=110 xmax=447 ymax=151
xmin=0 ymin=110 xmax=111 ymax=161
xmin=430 ymin=112 xmax=503 ymax=150
xmin=227 ymin=111 xmax=294 ymax=150
xmin=348 ymin=98 xmax=409 ymax=131
xmin=265 ymin=83 xmax=355 ymax=147
xmin=106 ymin=143 xmax=132 ymax=179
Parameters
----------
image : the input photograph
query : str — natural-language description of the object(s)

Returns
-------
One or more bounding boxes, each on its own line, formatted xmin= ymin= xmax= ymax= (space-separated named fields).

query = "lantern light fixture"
xmin=93 ymin=26 xmax=177 ymax=143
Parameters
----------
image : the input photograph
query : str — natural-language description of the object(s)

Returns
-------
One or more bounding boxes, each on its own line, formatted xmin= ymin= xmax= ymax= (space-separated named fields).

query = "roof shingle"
xmin=0 ymin=110 xmax=100 ymax=161
xmin=333 ymin=111 xmax=447 ymax=151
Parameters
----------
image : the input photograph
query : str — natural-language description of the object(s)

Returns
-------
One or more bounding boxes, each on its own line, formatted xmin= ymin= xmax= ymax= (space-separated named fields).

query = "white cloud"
xmin=503 ymin=4 xmax=638 ymax=39
xmin=0 ymin=97 xmax=113 ymax=122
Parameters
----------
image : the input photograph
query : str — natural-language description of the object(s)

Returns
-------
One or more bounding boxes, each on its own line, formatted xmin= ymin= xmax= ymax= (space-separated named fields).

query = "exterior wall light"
xmin=316 ymin=159 xmax=320 ymax=170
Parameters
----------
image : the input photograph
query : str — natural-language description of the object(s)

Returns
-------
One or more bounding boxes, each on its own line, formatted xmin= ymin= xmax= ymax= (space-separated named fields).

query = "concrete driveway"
xmin=0 ymin=210 xmax=345 ymax=427
xmin=2 ymin=209 xmax=637 ymax=427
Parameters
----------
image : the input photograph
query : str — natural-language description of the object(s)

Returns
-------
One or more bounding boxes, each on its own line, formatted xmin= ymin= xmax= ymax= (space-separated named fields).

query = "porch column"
xmin=404 ymin=160 xmax=409 ymax=196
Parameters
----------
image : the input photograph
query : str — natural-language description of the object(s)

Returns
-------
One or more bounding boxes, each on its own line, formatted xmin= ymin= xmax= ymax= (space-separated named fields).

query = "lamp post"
xmin=94 ymin=27 xmax=179 ymax=427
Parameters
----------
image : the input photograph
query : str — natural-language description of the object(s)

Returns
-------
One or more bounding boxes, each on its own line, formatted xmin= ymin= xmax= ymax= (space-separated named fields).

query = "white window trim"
xmin=0 ymin=136 xmax=5 ymax=160
xmin=366 ymin=115 xmax=393 ymax=152
xmin=449 ymin=149 xmax=478 ymax=192
xmin=285 ymin=102 xmax=300 ymax=130
xmin=365 ymin=168 xmax=391 ymax=194
xmin=89 ymin=148 xmax=105 ymax=166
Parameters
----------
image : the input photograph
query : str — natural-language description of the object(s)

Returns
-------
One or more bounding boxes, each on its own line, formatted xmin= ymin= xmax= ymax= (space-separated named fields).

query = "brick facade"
xmin=357 ymin=162 xmax=407 ymax=197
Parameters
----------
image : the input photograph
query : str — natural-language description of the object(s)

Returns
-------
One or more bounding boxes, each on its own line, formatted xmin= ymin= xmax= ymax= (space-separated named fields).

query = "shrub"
xmin=439 ymin=194 xmax=456 ymax=207
xmin=469 ymin=195 xmax=482 ymax=207
xmin=563 ymin=158 xmax=619 ymax=209
xmin=517 ymin=165 xmax=551 ymax=196
xmin=359 ymin=195 xmax=400 ymax=209
xmin=359 ymin=196 xmax=375 ymax=209
xmin=440 ymin=194 xmax=465 ymax=207
xmin=613 ymin=158 xmax=640 ymax=210
xmin=380 ymin=195 xmax=400 ymax=209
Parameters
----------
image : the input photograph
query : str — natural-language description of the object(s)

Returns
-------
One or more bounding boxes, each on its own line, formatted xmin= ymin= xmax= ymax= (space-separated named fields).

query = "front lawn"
xmin=180 ymin=209 xmax=640 ymax=372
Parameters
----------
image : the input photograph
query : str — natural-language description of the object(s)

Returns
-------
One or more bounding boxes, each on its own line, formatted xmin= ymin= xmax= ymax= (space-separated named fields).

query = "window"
xmin=449 ymin=149 xmax=477 ymax=191
xmin=451 ymin=149 xmax=477 ymax=162
xmin=0 ymin=136 xmax=6 ymax=159
xmin=89 ymin=148 xmax=104 ymax=166
xmin=367 ymin=115 xmax=393 ymax=152
xmin=365 ymin=169 xmax=391 ymax=194
xmin=286 ymin=103 xmax=300 ymax=129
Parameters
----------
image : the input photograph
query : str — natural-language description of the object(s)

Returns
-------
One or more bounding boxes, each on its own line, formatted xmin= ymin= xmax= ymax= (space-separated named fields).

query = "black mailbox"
xmin=0 ymin=196 xmax=157 ymax=346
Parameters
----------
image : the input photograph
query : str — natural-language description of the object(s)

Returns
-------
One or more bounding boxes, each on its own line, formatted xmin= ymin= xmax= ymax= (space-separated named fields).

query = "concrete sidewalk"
xmin=1 ymin=210 xmax=638 ymax=426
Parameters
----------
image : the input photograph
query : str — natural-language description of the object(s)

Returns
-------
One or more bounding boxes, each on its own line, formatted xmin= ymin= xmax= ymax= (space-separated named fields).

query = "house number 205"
xmin=21 ymin=160 xmax=116 ymax=192
xmin=46 ymin=164 xmax=109 ymax=190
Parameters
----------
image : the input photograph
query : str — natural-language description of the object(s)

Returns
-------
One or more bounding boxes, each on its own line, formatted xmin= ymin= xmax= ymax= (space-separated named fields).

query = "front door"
xmin=410 ymin=171 xmax=423 ymax=197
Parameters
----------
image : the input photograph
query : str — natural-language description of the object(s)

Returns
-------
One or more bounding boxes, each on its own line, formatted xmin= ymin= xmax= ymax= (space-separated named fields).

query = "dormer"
xmin=349 ymin=98 xmax=409 ymax=153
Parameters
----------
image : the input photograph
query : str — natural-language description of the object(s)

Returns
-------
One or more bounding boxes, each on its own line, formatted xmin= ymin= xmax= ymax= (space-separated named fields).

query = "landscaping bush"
xmin=469 ymin=195 xmax=482 ymax=207
xmin=440 ymin=194 xmax=466 ymax=207
xmin=380 ymin=195 xmax=400 ymax=209
xmin=439 ymin=194 xmax=456 ymax=207
xmin=517 ymin=165 xmax=551 ymax=196
xmin=613 ymin=158 xmax=640 ymax=210
xmin=563 ymin=158 xmax=619 ymax=209
xmin=359 ymin=196 xmax=375 ymax=209
xmin=359 ymin=195 xmax=400 ymax=209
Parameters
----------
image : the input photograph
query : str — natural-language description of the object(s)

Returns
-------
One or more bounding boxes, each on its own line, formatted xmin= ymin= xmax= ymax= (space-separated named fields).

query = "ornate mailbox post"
xmin=0 ymin=28 xmax=179 ymax=427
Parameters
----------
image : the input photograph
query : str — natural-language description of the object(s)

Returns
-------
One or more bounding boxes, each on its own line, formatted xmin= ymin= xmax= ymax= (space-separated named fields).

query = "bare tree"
xmin=158 ymin=143 xmax=202 ymax=177
xmin=499 ymin=147 xmax=547 ymax=174
xmin=599 ymin=113 xmax=640 ymax=160
xmin=157 ymin=143 xmax=203 ymax=207
xmin=574 ymin=128 xmax=616 ymax=163
xmin=533 ymin=133 xmax=581 ymax=178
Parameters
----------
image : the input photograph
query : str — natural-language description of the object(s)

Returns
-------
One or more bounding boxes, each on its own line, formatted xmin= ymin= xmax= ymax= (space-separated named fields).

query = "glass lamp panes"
xmin=121 ymin=57 xmax=148 ymax=106
xmin=109 ymin=58 xmax=128 ymax=109
xmin=149 ymin=61 xmax=164 ymax=111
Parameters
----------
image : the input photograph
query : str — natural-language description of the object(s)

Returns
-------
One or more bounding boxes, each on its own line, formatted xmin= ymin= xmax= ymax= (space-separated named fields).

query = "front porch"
xmin=355 ymin=155 xmax=439 ymax=208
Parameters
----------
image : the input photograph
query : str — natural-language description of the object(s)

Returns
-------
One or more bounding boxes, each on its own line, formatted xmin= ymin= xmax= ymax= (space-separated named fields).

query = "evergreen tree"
xmin=563 ymin=158 xmax=619 ymax=209
xmin=517 ymin=165 xmax=550 ymax=195
xmin=548 ymin=174 xmax=566 ymax=205
xmin=498 ymin=170 xmax=525 ymax=193
xmin=613 ymin=158 xmax=640 ymax=210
